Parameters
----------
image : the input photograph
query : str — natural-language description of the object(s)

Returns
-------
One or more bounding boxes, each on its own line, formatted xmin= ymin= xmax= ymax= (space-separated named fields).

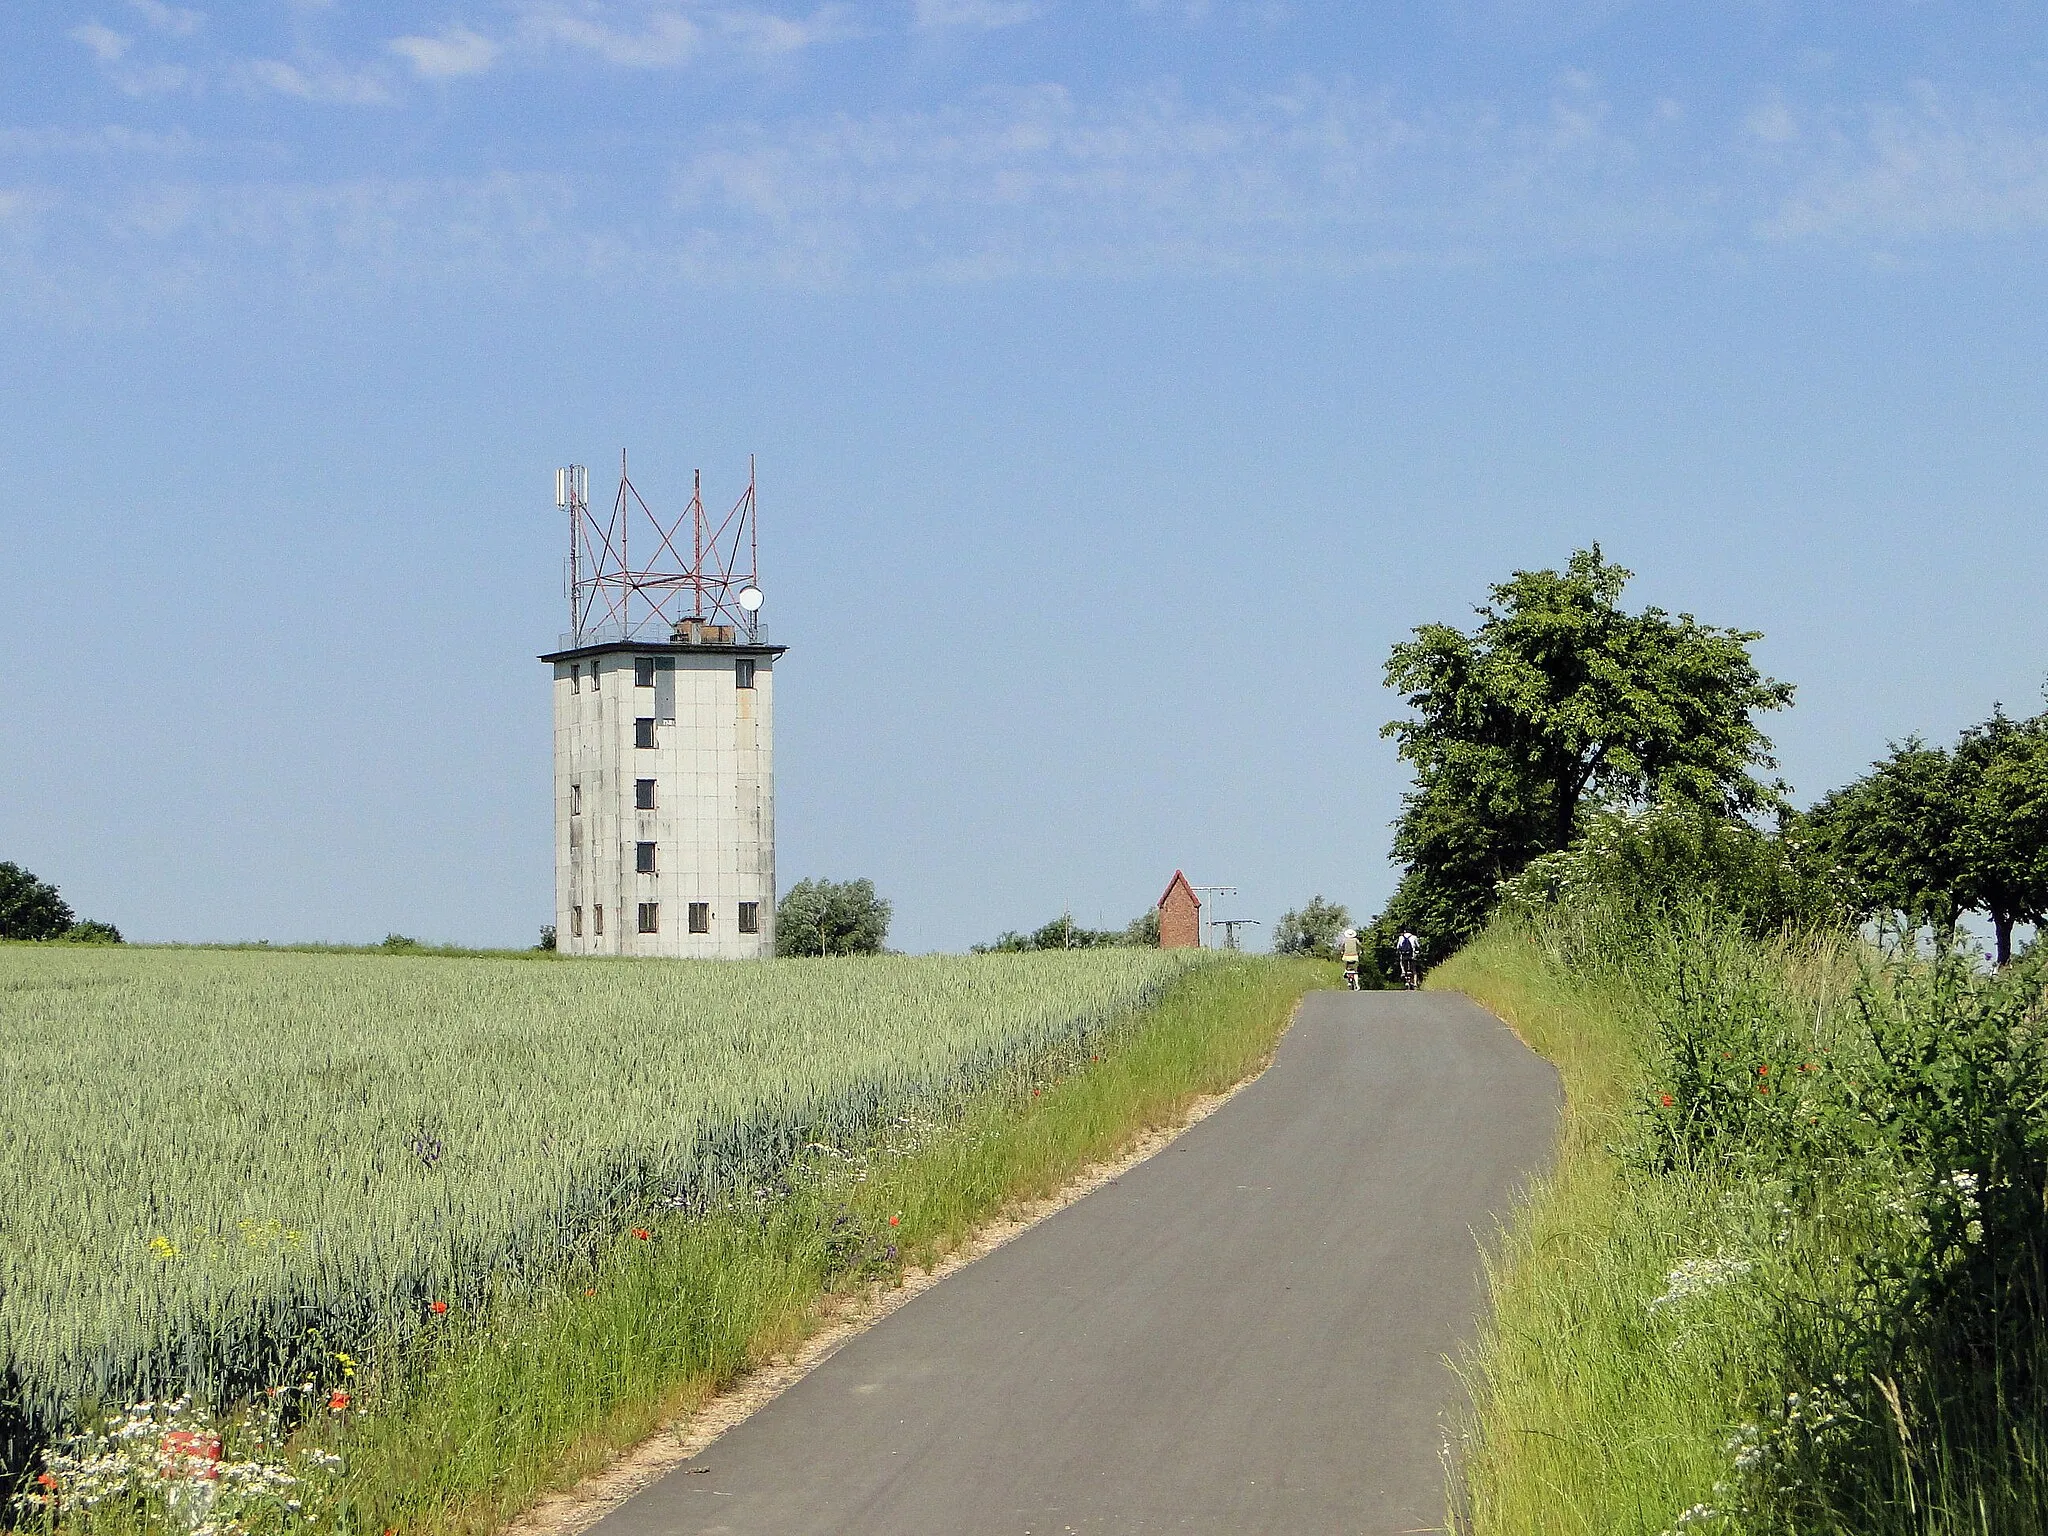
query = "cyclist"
xmin=1395 ymin=929 xmax=1422 ymax=990
xmin=1339 ymin=927 xmax=1361 ymax=990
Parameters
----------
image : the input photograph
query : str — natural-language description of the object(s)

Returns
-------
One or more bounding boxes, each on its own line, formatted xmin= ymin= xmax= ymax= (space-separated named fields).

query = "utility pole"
xmin=1211 ymin=918 xmax=1261 ymax=951
xmin=1189 ymin=885 xmax=1236 ymax=949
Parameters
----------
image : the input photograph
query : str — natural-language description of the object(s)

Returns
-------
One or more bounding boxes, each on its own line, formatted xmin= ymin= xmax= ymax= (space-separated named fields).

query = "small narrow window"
xmin=571 ymin=906 xmax=583 ymax=937
xmin=735 ymin=659 xmax=756 ymax=690
xmin=688 ymin=901 xmax=710 ymax=933
xmin=737 ymin=901 xmax=759 ymax=934
xmin=593 ymin=904 xmax=605 ymax=935
xmin=634 ymin=657 xmax=656 ymax=687
xmin=638 ymin=902 xmax=660 ymax=934
xmin=570 ymin=664 xmax=580 ymax=693
xmin=571 ymin=782 xmax=582 ymax=815
xmin=635 ymin=841 xmax=657 ymax=874
xmin=634 ymin=778 xmax=656 ymax=810
xmin=635 ymin=717 xmax=656 ymax=749
xmin=591 ymin=661 xmax=601 ymax=691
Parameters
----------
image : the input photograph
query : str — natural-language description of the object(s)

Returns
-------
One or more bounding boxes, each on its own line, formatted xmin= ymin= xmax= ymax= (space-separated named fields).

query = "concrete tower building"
xmin=541 ymin=458 xmax=785 ymax=958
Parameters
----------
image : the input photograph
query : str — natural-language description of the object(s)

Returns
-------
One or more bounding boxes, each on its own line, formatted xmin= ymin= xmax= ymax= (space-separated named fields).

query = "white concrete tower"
xmin=541 ymin=457 xmax=786 ymax=958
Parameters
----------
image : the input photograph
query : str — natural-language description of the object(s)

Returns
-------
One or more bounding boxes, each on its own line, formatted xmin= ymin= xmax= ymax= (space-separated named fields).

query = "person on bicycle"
xmin=1395 ymin=929 xmax=1422 ymax=989
xmin=1339 ymin=927 xmax=1360 ymax=990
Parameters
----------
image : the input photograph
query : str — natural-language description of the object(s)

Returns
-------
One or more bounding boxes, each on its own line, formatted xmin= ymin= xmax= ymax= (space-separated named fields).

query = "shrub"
xmin=57 ymin=920 xmax=122 ymax=945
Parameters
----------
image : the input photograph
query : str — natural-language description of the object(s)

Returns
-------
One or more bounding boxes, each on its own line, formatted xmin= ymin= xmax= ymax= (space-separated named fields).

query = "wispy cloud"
xmin=128 ymin=0 xmax=204 ymax=37
xmin=239 ymin=57 xmax=391 ymax=105
xmin=382 ymin=4 xmax=857 ymax=81
xmin=717 ymin=5 xmax=859 ymax=53
xmin=512 ymin=4 xmax=703 ymax=67
xmin=913 ymin=0 xmax=1043 ymax=29
xmin=1760 ymin=84 xmax=2048 ymax=241
xmin=19 ymin=65 xmax=2048 ymax=318
xmin=389 ymin=26 xmax=502 ymax=79
xmin=666 ymin=76 xmax=1684 ymax=281
xmin=70 ymin=20 xmax=197 ymax=95
xmin=0 ymin=125 xmax=199 ymax=156
xmin=71 ymin=21 xmax=133 ymax=64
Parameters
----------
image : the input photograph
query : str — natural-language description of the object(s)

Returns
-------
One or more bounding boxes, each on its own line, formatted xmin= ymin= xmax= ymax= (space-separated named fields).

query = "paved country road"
xmin=593 ymin=990 xmax=1560 ymax=1536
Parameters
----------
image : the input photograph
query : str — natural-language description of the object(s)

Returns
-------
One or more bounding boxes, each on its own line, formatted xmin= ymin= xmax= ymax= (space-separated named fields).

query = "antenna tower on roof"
xmin=557 ymin=452 xmax=763 ymax=649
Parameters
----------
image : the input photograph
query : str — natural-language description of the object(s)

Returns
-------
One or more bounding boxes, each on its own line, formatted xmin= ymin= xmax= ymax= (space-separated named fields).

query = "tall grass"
xmin=0 ymin=946 xmax=1201 ymax=1477
xmin=1440 ymin=907 xmax=2048 ymax=1536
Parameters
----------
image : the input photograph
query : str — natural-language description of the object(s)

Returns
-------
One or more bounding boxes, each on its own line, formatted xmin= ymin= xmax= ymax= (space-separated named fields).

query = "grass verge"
xmin=1436 ymin=914 xmax=2048 ymax=1536
xmin=1431 ymin=927 xmax=1748 ymax=1535
xmin=286 ymin=954 xmax=1327 ymax=1536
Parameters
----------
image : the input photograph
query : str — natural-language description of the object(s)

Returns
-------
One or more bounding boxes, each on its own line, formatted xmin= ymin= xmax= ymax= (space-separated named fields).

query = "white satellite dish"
xmin=737 ymin=586 xmax=764 ymax=612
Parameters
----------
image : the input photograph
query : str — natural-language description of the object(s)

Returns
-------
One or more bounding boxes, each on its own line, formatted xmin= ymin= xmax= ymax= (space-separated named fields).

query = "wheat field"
xmin=0 ymin=944 xmax=1197 ymax=1452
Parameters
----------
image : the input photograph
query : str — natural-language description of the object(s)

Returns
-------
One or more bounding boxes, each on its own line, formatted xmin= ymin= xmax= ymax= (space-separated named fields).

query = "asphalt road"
xmin=593 ymin=989 xmax=1560 ymax=1536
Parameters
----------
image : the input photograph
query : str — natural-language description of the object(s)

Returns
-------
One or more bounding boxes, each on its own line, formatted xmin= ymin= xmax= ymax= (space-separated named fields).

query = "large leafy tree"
xmin=0 ymin=862 xmax=75 ymax=941
xmin=774 ymin=878 xmax=892 ymax=957
xmin=1379 ymin=546 xmax=1793 ymax=948
xmin=1813 ymin=709 xmax=2048 ymax=965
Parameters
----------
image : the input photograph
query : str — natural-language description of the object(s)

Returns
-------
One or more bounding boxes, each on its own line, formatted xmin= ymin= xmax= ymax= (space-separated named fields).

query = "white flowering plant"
xmin=14 ymin=1390 xmax=348 ymax=1536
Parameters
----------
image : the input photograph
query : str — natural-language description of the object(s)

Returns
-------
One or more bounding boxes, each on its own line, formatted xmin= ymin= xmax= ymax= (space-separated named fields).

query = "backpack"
xmin=1396 ymin=933 xmax=1416 ymax=958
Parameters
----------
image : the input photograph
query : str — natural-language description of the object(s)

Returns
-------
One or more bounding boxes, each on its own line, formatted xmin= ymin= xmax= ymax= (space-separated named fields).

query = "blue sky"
xmin=4 ymin=1 xmax=2046 ymax=951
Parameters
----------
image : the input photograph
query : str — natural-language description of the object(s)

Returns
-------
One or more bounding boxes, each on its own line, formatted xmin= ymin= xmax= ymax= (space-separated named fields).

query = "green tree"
xmin=1956 ymin=710 xmax=2048 ymax=966
xmin=775 ymin=878 xmax=892 ymax=957
xmin=1122 ymin=908 xmax=1161 ymax=948
xmin=0 ymin=862 xmax=75 ymax=941
xmin=1813 ymin=709 xmax=2048 ymax=965
xmin=1378 ymin=546 xmax=1793 ymax=949
xmin=1272 ymin=895 xmax=1350 ymax=959
xmin=1810 ymin=739 xmax=1971 ymax=936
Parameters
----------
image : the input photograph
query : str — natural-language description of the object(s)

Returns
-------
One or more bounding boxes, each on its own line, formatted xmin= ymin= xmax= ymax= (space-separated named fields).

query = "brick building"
xmin=1158 ymin=870 xmax=1201 ymax=949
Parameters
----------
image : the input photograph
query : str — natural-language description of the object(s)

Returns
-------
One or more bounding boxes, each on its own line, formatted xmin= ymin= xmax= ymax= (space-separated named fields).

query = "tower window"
xmin=591 ymin=662 xmax=600 ymax=691
xmin=635 ymin=717 xmax=656 ymax=749
xmin=635 ymin=841 xmax=657 ymax=874
xmin=570 ymin=664 xmax=580 ymax=693
xmin=737 ymin=902 xmax=759 ymax=934
xmin=634 ymin=778 xmax=656 ymax=810
xmin=593 ymin=904 xmax=605 ymax=935
xmin=571 ymin=906 xmax=583 ymax=937
xmin=688 ymin=902 xmax=710 ymax=933
xmin=571 ymin=783 xmax=582 ymax=815
xmin=735 ymin=659 xmax=756 ymax=689
xmin=635 ymin=657 xmax=656 ymax=688
xmin=638 ymin=902 xmax=660 ymax=934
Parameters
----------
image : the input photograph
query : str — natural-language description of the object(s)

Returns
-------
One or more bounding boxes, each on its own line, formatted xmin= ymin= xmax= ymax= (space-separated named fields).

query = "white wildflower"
xmin=1651 ymin=1253 xmax=1753 ymax=1312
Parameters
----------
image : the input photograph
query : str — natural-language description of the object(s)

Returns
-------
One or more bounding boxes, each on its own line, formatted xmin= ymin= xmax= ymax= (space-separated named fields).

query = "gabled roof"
xmin=1158 ymin=869 xmax=1200 ymax=910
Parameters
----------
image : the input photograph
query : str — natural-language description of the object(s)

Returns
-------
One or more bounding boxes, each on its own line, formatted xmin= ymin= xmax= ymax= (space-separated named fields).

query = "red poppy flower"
xmin=1661 ymin=1094 xmax=1674 ymax=1107
xmin=584 ymin=1287 xmax=596 ymax=1297
xmin=329 ymin=1390 xmax=350 ymax=1411
xmin=888 ymin=1214 xmax=900 ymax=1227
xmin=430 ymin=1300 xmax=449 ymax=1315
xmin=630 ymin=1228 xmax=651 ymax=1241
xmin=1758 ymin=1064 xmax=1769 ymax=1075
xmin=37 ymin=1474 xmax=57 ymax=1491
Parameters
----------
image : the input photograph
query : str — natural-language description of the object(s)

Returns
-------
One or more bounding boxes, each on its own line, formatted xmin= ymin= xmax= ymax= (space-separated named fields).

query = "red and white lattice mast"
xmin=557 ymin=452 xmax=765 ymax=648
